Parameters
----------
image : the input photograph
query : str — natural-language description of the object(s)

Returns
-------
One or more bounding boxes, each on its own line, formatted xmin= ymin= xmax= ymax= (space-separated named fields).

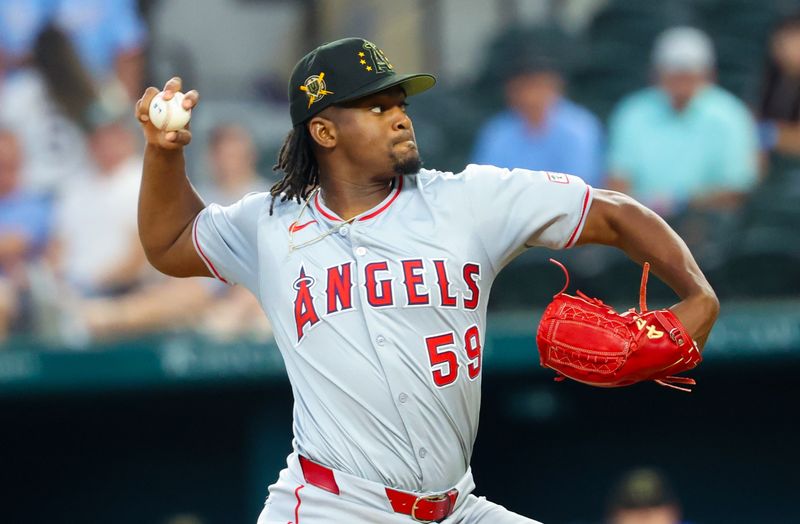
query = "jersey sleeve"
xmin=461 ymin=164 xmax=593 ymax=268
xmin=192 ymin=192 xmax=268 ymax=293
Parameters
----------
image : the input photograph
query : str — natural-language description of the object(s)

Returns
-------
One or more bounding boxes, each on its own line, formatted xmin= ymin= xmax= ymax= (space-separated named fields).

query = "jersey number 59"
xmin=425 ymin=325 xmax=482 ymax=388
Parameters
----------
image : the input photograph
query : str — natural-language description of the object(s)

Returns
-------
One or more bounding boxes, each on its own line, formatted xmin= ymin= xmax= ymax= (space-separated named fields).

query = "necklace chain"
xmin=288 ymin=187 xmax=357 ymax=252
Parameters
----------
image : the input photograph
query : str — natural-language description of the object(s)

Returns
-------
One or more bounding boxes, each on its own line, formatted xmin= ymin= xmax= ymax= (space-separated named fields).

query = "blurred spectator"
xmin=194 ymin=124 xmax=273 ymax=342
xmin=48 ymin=120 xmax=145 ymax=298
xmin=200 ymin=124 xmax=268 ymax=206
xmin=0 ymin=129 xmax=51 ymax=342
xmin=607 ymin=27 xmax=759 ymax=219
xmin=757 ymin=12 xmax=800 ymax=156
xmin=0 ymin=0 xmax=146 ymax=102
xmin=41 ymin=122 xmax=273 ymax=345
xmin=471 ymin=52 xmax=604 ymax=186
xmin=0 ymin=25 xmax=96 ymax=196
xmin=606 ymin=468 xmax=688 ymax=524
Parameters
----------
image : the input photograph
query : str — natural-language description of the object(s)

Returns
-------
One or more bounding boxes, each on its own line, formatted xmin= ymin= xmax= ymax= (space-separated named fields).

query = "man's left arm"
xmin=577 ymin=189 xmax=720 ymax=349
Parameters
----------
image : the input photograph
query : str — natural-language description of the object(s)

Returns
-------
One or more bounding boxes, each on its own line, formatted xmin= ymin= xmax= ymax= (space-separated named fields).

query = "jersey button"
xmin=398 ymin=392 xmax=408 ymax=403
xmin=418 ymin=447 xmax=427 ymax=459
xmin=339 ymin=225 xmax=349 ymax=236
xmin=355 ymin=246 xmax=367 ymax=256
xmin=375 ymin=335 xmax=386 ymax=346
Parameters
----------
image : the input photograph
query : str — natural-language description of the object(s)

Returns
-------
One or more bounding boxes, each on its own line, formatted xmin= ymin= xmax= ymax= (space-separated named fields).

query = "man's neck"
xmin=318 ymin=173 xmax=394 ymax=221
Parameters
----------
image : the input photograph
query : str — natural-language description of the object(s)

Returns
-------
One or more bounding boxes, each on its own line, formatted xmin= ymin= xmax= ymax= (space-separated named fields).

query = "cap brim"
xmin=337 ymin=73 xmax=436 ymax=104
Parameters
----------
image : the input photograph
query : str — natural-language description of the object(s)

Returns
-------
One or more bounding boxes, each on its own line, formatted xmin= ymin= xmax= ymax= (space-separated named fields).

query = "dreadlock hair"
xmin=270 ymin=124 xmax=319 ymax=215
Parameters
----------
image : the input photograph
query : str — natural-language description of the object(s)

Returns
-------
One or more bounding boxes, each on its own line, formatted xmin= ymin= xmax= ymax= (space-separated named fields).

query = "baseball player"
xmin=135 ymin=38 xmax=719 ymax=523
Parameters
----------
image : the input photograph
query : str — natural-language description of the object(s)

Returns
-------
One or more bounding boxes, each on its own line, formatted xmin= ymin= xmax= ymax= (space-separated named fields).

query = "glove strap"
xmin=655 ymin=376 xmax=697 ymax=393
xmin=639 ymin=262 xmax=650 ymax=313
xmin=549 ymin=258 xmax=570 ymax=296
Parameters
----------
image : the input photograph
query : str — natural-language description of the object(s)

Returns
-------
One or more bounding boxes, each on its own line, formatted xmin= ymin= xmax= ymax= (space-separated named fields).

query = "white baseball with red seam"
xmin=148 ymin=91 xmax=192 ymax=131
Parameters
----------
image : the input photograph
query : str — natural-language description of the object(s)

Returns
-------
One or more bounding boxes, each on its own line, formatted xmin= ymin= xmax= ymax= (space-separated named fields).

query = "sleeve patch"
xmin=546 ymin=172 xmax=570 ymax=184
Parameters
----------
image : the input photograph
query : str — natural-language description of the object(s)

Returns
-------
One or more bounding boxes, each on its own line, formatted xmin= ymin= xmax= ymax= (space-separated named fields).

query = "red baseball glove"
xmin=536 ymin=260 xmax=702 ymax=392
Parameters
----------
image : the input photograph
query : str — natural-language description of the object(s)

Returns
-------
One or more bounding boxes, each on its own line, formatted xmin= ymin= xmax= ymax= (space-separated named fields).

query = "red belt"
xmin=299 ymin=455 xmax=458 ymax=523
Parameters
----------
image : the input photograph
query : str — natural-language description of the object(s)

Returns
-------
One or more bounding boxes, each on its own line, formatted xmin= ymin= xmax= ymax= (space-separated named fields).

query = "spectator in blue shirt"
xmin=608 ymin=27 xmax=759 ymax=219
xmin=0 ymin=129 xmax=51 ymax=341
xmin=471 ymin=54 xmax=605 ymax=187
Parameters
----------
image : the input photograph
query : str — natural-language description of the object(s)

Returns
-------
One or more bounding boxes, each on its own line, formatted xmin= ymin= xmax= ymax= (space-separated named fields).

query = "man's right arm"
xmin=136 ymin=77 xmax=211 ymax=278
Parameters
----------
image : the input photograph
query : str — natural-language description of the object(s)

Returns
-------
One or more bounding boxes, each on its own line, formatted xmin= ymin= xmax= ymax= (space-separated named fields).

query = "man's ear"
xmin=307 ymin=114 xmax=337 ymax=149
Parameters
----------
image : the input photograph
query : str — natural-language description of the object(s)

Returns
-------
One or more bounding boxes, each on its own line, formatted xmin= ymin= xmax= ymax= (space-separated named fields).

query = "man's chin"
xmin=392 ymin=152 xmax=423 ymax=176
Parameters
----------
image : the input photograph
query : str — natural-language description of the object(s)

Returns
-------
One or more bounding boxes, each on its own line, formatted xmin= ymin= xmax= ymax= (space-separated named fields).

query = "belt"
xmin=298 ymin=455 xmax=458 ymax=523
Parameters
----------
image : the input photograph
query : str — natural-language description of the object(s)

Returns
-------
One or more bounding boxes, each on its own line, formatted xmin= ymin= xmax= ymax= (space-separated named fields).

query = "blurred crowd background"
xmin=2 ymin=0 xmax=800 ymax=347
xmin=1 ymin=1 xmax=799 ymax=524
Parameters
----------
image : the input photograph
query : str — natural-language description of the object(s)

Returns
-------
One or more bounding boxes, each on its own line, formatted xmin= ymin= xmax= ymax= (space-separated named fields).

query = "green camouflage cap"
xmin=289 ymin=37 xmax=436 ymax=126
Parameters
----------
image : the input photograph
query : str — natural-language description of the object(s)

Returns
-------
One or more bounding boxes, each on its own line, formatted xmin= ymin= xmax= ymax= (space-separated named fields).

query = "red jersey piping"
xmin=565 ymin=186 xmax=592 ymax=248
xmin=314 ymin=177 xmax=403 ymax=222
xmin=192 ymin=214 xmax=230 ymax=284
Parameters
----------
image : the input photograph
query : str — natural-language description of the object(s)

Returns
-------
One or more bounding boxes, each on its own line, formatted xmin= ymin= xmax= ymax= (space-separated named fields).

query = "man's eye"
xmin=400 ymin=102 xmax=409 ymax=112
xmin=370 ymin=106 xmax=383 ymax=114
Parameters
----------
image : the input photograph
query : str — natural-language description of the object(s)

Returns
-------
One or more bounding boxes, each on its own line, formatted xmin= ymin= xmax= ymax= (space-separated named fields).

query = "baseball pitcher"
xmin=135 ymin=38 xmax=719 ymax=523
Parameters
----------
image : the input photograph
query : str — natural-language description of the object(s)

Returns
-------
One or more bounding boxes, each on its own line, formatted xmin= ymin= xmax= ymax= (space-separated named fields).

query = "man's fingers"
xmin=183 ymin=90 xmax=199 ymax=109
xmin=166 ymin=129 xmax=192 ymax=145
xmin=136 ymin=86 xmax=160 ymax=121
xmin=162 ymin=76 xmax=183 ymax=100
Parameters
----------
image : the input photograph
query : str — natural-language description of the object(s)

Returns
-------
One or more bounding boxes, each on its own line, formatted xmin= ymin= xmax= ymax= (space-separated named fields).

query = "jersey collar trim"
xmin=314 ymin=176 xmax=403 ymax=223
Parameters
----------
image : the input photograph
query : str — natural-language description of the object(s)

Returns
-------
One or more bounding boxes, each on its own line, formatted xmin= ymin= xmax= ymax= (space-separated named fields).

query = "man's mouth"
xmin=394 ymin=139 xmax=416 ymax=149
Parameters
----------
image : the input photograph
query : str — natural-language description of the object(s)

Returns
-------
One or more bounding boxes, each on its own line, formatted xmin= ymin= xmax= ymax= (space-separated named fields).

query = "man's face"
xmin=772 ymin=26 xmax=800 ymax=76
xmin=610 ymin=506 xmax=681 ymax=524
xmin=89 ymin=123 xmax=135 ymax=175
xmin=324 ymin=86 xmax=421 ymax=178
xmin=658 ymin=70 xmax=709 ymax=109
xmin=505 ymin=71 xmax=563 ymax=123
xmin=210 ymin=127 xmax=257 ymax=187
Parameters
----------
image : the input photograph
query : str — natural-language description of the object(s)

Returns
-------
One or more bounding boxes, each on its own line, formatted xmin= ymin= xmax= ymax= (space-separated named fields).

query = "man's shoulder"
xmin=416 ymin=164 xmax=506 ymax=186
xmin=611 ymin=87 xmax=663 ymax=118
xmin=207 ymin=190 xmax=276 ymax=219
xmin=558 ymin=98 xmax=601 ymax=125
xmin=697 ymin=85 xmax=753 ymax=125
xmin=555 ymin=99 xmax=603 ymax=137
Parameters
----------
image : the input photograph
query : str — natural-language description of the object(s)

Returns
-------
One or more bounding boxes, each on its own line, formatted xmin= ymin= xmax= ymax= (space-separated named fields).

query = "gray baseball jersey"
xmin=192 ymin=164 xmax=592 ymax=493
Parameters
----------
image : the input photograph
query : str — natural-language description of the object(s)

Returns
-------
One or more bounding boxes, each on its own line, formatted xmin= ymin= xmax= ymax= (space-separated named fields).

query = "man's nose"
xmin=392 ymin=110 xmax=412 ymax=131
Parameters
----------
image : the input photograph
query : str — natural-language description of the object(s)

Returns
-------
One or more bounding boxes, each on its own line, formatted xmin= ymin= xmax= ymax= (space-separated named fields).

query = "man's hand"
xmin=136 ymin=76 xmax=209 ymax=279
xmin=135 ymin=76 xmax=199 ymax=150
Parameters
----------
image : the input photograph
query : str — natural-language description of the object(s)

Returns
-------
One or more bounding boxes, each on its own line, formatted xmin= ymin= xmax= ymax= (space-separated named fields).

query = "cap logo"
xmin=299 ymin=72 xmax=334 ymax=108
xmin=359 ymin=40 xmax=393 ymax=73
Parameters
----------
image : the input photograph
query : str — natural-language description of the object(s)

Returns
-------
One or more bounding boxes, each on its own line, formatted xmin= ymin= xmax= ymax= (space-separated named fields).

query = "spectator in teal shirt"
xmin=608 ymin=27 xmax=759 ymax=219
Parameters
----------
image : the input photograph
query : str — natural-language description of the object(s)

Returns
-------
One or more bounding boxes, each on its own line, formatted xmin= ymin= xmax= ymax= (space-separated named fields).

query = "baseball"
xmin=148 ymin=91 xmax=192 ymax=131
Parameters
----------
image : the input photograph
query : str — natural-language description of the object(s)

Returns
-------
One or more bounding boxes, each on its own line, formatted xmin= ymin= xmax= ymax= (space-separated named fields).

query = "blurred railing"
xmin=2 ymin=301 xmax=798 ymax=397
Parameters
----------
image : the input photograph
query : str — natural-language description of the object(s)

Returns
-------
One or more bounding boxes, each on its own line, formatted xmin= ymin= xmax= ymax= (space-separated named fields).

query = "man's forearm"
xmin=138 ymin=144 xmax=205 ymax=267
xmin=581 ymin=192 xmax=719 ymax=348
xmin=588 ymin=193 xmax=712 ymax=300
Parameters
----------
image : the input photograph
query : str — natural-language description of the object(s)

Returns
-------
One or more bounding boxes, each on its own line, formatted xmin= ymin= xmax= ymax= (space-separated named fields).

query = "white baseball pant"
xmin=257 ymin=453 xmax=542 ymax=524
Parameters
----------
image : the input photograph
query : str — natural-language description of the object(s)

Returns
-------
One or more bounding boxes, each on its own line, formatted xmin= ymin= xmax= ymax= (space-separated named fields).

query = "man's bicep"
xmin=575 ymin=189 xmax=627 ymax=247
xmin=174 ymin=220 xmax=215 ymax=278
xmin=148 ymin=218 xmax=213 ymax=279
